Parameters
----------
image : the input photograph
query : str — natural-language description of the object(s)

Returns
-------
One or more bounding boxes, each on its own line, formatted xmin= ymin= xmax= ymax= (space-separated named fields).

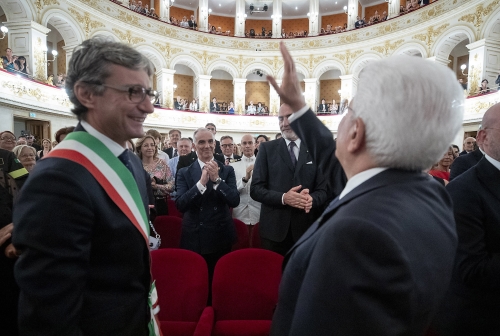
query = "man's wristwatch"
xmin=242 ymin=177 xmax=248 ymax=183
xmin=214 ymin=177 xmax=222 ymax=185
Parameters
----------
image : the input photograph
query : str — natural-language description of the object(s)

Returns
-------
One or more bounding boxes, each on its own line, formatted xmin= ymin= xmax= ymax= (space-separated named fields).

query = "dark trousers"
xmin=202 ymin=246 xmax=232 ymax=305
xmin=261 ymin=226 xmax=295 ymax=256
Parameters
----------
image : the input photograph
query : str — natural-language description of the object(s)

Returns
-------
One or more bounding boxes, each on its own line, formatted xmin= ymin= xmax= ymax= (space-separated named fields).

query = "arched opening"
xmin=245 ymin=69 xmax=271 ymax=114
xmin=173 ymin=63 xmax=196 ymax=109
xmin=0 ymin=5 xmax=8 ymax=55
xmin=45 ymin=23 xmax=65 ymax=84
xmin=318 ymin=69 xmax=342 ymax=113
xmin=449 ymin=39 xmax=470 ymax=90
xmin=210 ymin=69 xmax=234 ymax=112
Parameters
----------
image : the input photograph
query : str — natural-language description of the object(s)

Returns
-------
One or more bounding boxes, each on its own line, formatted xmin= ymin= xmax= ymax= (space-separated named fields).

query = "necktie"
xmin=173 ymin=149 xmax=178 ymax=158
xmin=289 ymin=141 xmax=297 ymax=166
xmin=119 ymin=150 xmax=135 ymax=177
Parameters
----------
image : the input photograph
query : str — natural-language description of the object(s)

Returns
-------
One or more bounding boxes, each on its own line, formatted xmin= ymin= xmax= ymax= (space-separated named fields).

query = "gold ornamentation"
xmin=34 ymin=0 xmax=60 ymax=12
xmin=34 ymin=38 xmax=46 ymax=81
xmin=68 ymin=7 xmax=105 ymax=38
xmin=371 ymin=39 xmax=405 ymax=56
xmin=153 ymin=42 xmax=182 ymax=68
xmin=471 ymin=101 xmax=494 ymax=114
xmin=338 ymin=32 xmax=360 ymax=44
xmin=2 ymin=81 xmax=71 ymax=107
xmin=79 ymin=0 xmax=100 ymax=8
xmin=227 ymin=55 xmax=255 ymax=74
xmin=117 ymin=9 xmax=142 ymax=27
xmin=467 ymin=54 xmax=482 ymax=96
xmin=297 ymin=55 xmax=326 ymax=77
xmin=376 ymin=21 xmax=400 ymax=35
xmin=412 ymin=23 xmax=449 ymax=50
xmin=418 ymin=3 xmax=446 ymax=22
xmin=262 ymin=56 xmax=283 ymax=76
xmin=191 ymin=51 xmax=220 ymax=72
xmin=458 ymin=0 xmax=499 ymax=30
xmin=157 ymin=25 xmax=176 ymax=37
xmin=333 ymin=50 xmax=363 ymax=70
xmin=112 ymin=28 xmax=145 ymax=45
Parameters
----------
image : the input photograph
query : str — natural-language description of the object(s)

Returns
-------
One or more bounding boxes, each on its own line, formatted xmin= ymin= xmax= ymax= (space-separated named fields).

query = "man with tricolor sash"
xmin=13 ymin=37 xmax=162 ymax=335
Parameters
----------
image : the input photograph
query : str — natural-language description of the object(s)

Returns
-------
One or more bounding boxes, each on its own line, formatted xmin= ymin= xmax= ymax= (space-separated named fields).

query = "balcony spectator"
xmin=261 ymin=27 xmax=266 ymax=37
xmin=478 ymin=79 xmax=491 ymax=94
xmin=0 ymin=131 xmax=16 ymax=151
xmin=281 ymin=29 xmax=287 ymax=38
xmin=247 ymin=101 xmax=256 ymax=115
xmin=381 ymin=11 xmax=388 ymax=21
xmin=342 ymin=24 xmax=347 ymax=32
xmin=129 ymin=0 xmax=136 ymax=10
xmin=149 ymin=8 xmax=158 ymax=18
xmin=55 ymin=73 xmax=66 ymax=88
xmin=318 ymin=99 xmax=328 ymax=114
xmin=326 ymin=24 xmax=333 ymax=33
xmin=256 ymin=102 xmax=263 ymax=114
xmin=189 ymin=99 xmax=198 ymax=111
xmin=262 ymin=106 xmax=269 ymax=114
xmin=171 ymin=17 xmax=179 ymax=26
xmin=329 ymin=99 xmax=339 ymax=114
xmin=46 ymin=74 xmax=55 ymax=86
xmin=400 ymin=5 xmax=406 ymax=13
xmin=12 ymin=145 xmax=37 ymax=173
xmin=188 ymin=15 xmax=197 ymax=29
xmin=373 ymin=11 xmax=381 ymax=23
xmin=355 ymin=16 xmax=365 ymax=28
xmin=228 ymin=102 xmax=235 ymax=114
xmin=249 ymin=29 xmax=256 ymax=37
xmin=267 ymin=30 xmax=272 ymax=37
xmin=180 ymin=16 xmax=189 ymax=28
xmin=210 ymin=25 xmax=216 ymax=33
xmin=338 ymin=98 xmax=348 ymax=114
xmin=2 ymin=48 xmax=19 ymax=73
xmin=210 ymin=97 xmax=220 ymax=112
xmin=16 ymin=56 xmax=29 ymax=77
xmin=143 ymin=4 xmax=149 ymax=15
xmin=135 ymin=0 xmax=143 ymax=13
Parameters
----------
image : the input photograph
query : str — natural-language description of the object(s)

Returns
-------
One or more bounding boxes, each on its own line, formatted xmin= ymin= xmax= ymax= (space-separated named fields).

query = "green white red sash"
xmin=46 ymin=131 xmax=161 ymax=336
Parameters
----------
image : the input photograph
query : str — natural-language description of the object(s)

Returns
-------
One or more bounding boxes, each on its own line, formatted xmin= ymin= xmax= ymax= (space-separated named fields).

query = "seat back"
xmin=251 ymin=222 xmax=261 ymax=248
xmin=167 ymin=199 xmax=183 ymax=218
xmin=151 ymin=249 xmax=209 ymax=322
xmin=212 ymin=249 xmax=284 ymax=320
xmin=154 ymin=215 xmax=183 ymax=248
xmin=232 ymin=218 xmax=250 ymax=250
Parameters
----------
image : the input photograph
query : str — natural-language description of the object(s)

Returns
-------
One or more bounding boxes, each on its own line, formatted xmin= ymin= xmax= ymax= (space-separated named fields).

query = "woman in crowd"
xmin=428 ymin=146 xmax=455 ymax=182
xmin=12 ymin=145 xmax=37 ymax=172
xmin=189 ymin=99 xmax=198 ymax=111
xmin=16 ymin=56 xmax=29 ymax=77
xmin=329 ymin=99 xmax=339 ymax=114
xmin=46 ymin=74 xmax=55 ymax=86
xmin=180 ymin=16 xmax=189 ymax=28
xmin=255 ymin=134 xmax=269 ymax=156
xmin=54 ymin=126 xmax=75 ymax=143
xmin=0 ymin=131 xmax=16 ymax=151
xmin=256 ymin=102 xmax=263 ymax=114
xmin=149 ymin=8 xmax=158 ymax=18
xmin=228 ymin=101 xmax=235 ymax=114
xmin=373 ymin=11 xmax=381 ymax=23
xmin=1 ymin=48 xmax=19 ymax=72
xmin=37 ymin=138 xmax=52 ymax=159
xmin=262 ymin=105 xmax=269 ymax=114
xmin=136 ymin=136 xmax=174 ymax=216
xmin=478 ymin=79 xmax=490 ymax=94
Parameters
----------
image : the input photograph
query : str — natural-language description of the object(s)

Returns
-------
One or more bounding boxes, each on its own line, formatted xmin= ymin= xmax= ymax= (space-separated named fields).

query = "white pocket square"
xmin=306 ymin=161 xmax=313 ymax=164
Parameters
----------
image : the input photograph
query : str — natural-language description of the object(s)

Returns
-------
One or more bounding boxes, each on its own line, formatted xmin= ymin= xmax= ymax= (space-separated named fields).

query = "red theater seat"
xmin=154 ymin=215 xmax=183 ymax=248
xmin=151 ymin=249 xmax=213 ymax=336
xmin=211 ymin=249 xmax=284 ymax=336
xmin=232 ymin=218 xmax=250 ymax=250
xmin=168 ymin=199 xmax=183 ymax=218
xmin=251 ymin=223 xmax=261 ymax=248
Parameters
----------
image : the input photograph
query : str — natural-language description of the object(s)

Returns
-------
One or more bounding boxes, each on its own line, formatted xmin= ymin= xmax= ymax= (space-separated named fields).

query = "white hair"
xmin=351 ymin=55 xmax=464 ymax=171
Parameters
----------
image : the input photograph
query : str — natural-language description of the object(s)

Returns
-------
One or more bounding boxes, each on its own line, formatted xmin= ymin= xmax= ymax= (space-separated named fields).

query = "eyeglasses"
xmin=0 ymin=136 xmax=16 ymax=142
xmin=92 ymin=83 xmax=158 ymax=104
xmin=221 ymin=144 xmax=234 ymax=148
xmin=20 ymin=153 xmax=36 ymax=158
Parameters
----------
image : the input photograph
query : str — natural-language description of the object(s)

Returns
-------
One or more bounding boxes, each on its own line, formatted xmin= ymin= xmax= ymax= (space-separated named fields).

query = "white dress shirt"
xmin=196 ymin=159 xmax=220 ymax=194
xmin=157 ymin=150 xmax=170 ymax=163
xmin=231 ymin=155 xmax=261 ymax=225
xmin=339 ymin=167 xmax=388 ymax=199
xmin=247 ymin=105 xmax=256 ymax=115
xmin=81 ymin=120 xmax=124 ymax=157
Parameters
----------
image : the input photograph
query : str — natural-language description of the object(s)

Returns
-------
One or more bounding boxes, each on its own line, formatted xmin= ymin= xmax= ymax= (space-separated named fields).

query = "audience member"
xmin=137 ymin=135 xmax=174 ymax=216
xmin=12 ymin=145 xmax=37 ymax=172
xmin=188 ymin=15 xmax=197 ymax=29
xmin=180 ymin=16 xmax=189 ymax=28
xmin=26 ymin=135 xmax=41 ymax=151
xmin=318 ymin=98 xmax=328 ymax=113
xmin=149 ymin=8 xmax=158 ymax=18
xmin=231 ymin=134 xmax=260 ymax=238
xmin=432 ymin=103 xmax=500 ymax=335
xmin=267 ymin=42 xmax=463 ymax=335
xmin=164 ymin=129 xmax=181 ymax=158
xmin=16 ymin=56 xmax=29 ymax=77
xmin=1 ymin=48 xmax=19 ymax=72
xmin=338 ymin=98 xmax=349 ymax=114
xmin=205 ymin=123 xmax=223 ymax=154
xmin=451 ymin=144 xmax=460 ymax=157
xmin=254 ymin=134 xmax=269 ymax=156
xmin=228 ymin=101 xmax=235 ymax=114
xmin=175 ymin=127 xmax=240 ymax=287
xmin=13 ymin=36 xmax=160 ymax=335
xmin=450 ymin=135 xmax=484 ymax=181
xmin=146 ymin=129 xmax=170 ymax=163
xmin=458 ymin=78 xmax=467 ymax=90
xmin=17 ymin=136 xmax=27 ymax=146
xmin=54 ymin=126 xmax=75 ymax=143
xmin=55 ymin=73 xmax=66 ymax=88
xmin=460 ymin=136 xmax=475 ymax=155
xmin=247 ymin=101 xmax=256 ymax=115
xmin=0 ymin=131 xmax=16 ymax=151
xmin=189 ymin=99 xmax=198 ymax=111
xmin=428 ymin=146 xmax=455 ymax=181
xmin=275 ymin=132 xmax=282 ymax=140
xmin=329 ymin=99 xmax=339 ymax=114
xmin=251 ymin=104 xmax=328 ymax=255
xmin=220 ymin=135 xmax=241 ymax=164
xmin=37 ymin=138 xmax=52 ymax=159
xmin=478 ymin=79 xmax=490 ymax=94
xmin=46 ymin=74 xmax=55 ymax=86
xmin=381 ymin=11 xmax=388 ymax=20
xmin=167 ymin=137 xmax=192 ymax=178
xmin=210 ymin=97 xmax=220 ymax=112
xmin=256 ymin=102 xmax=263 ymax=114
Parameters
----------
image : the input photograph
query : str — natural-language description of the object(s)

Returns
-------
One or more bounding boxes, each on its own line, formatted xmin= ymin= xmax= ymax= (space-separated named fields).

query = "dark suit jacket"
xmin=12 ymin=124 xmax=151 ymax=336
xmin=271 ymin=169 xmax=458 ymax=336
xmin=449 ymin=148 xmax=483 ymax=181
xmin=459 ymin=150 xmax=469 ymax=156
xmin=188 ymin=20 xmax=197 ymax=28
xmin=215 ymin=139 xmax=222 ymax=154
xmin=175 ymin=159 xmax=240 ymax=254
xmin=317 ymin=104 xmax=328 ymax=113
xmin=210 ymin=102 xmax=220 ymax=112
xmin=432 ymin=157 xmax=500 ymax=335
xmin=250 ymin=138 xmax=328 ymax=242
xmin=290 ymin=109 xmax=347 ymax=198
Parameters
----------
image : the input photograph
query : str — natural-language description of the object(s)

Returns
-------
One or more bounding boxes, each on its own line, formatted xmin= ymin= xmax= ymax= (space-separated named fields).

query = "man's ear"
xmin=347 ymin=117 xmax=366 ymax=153
xmin=73 ymin=82 xmax=96 ymax=110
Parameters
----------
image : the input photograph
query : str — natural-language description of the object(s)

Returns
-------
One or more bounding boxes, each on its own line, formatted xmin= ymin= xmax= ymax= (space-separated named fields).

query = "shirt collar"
xmin=283 ymin=138 xmax=301 ymax=149
xmin=80 ymin=120 xmax=125 ymax=157
xmin=484 ymin=154 xmax=500 ymax=171
xmin=243 ymin=155 xmax=255 ymax=162
xmin=198 ymin=158 xmax=216 ymax=169
xmin=339 ymin=167 xmax=388 ymax=200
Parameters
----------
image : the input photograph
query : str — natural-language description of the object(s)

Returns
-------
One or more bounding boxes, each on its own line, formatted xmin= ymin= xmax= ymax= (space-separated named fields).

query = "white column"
xmin=347 ymin=0 xmax=358 ymax=30
xmin=199 ymin=0 xmax=209 ymax=32
xmin=271 ymin=0 xmax=282 ymax=38
xmin=62 ymin=44 xmax=78 ymax=75
xmin=4 ymin=20 xmax=51 ymax=81
xmin=233 ymin=78 xmax=247 ymax=115
xmin=304 ymin=78 xmax=319 ymax=112
xmin=269 ymin=79 xmax=281 ymax=115
xmin=465 ymin=39 xmax=500 ymax=95
xmin=159 ymin=0 xmax=171 ymax=22
xmin=388 ymin=0 xmax=400 ymax=19
xmin=427 ymin=55 xmax=451 ymax=67
xmin=339 ymin=74 xmax=357 ymax=103
xmin=197 ymin=74 xmax=212 ymax=112
xmin=234 ymin=0 xmax=246 ymax=37
xmin=156 ymin=68 xmax=176 ymax=108
xmin=308 ymin=0 xmax=320 ymax=37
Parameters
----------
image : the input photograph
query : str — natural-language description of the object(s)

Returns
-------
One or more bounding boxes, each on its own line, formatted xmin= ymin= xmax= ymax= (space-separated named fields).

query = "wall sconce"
xmin=384 ymin=0 xmax=392 ymax=3
xmin=173 ymin=84 xmax=177 ymax=92
xmin=343 ymin=6 xmax=348 ymax=14
xmin=0 ymin=26 xmax=8 ymax=40
xmin=168 ymin=0 xmax=175 ymax=7
xmin=460 ymin=64 xmax=468 ymax=76
xmin=271 ymin=14 xmax=281 ymax=27
xmin=307 ymin=12 xmax=317 ymax=24
xmin=201 ymin=8 xmax=212 ymax=20
xmin=238 ymin=13 xmax=247 ymax=23
xmin=42 ymin=45 xmax=58 ymax=64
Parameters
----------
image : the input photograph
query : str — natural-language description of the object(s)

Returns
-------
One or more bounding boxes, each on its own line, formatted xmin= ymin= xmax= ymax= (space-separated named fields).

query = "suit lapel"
xmin=477 ymin=157 xmax=500 ymax=203
xmin=278 ymin=138 xmax=295 ymax=173
xmin=188 ymin=160 xmax=202 ymax=187
xmin=294 ymin=143 xmax=308 ymax=177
